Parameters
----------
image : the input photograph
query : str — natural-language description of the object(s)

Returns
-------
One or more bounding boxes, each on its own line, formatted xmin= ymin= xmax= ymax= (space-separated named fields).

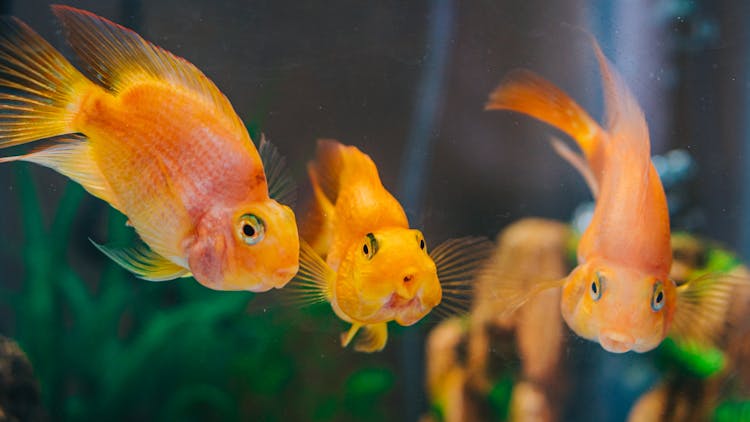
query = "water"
xmin=1 ymin=1 xmax=749 ymax=421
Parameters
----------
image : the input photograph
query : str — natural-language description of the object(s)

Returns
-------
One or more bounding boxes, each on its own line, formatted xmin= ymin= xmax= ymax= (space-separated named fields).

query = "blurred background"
xmin=0 ymin=0 xmax=748 ymax=421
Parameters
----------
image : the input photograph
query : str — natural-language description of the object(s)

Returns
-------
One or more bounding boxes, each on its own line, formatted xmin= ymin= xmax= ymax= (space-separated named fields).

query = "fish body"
xmin=487 ymin=37 xmax=732 ymax=353
xmin=296 ymin=140 xmax=489 ymax=352
xmin=0 ymin=6 xmax=298 ymax=291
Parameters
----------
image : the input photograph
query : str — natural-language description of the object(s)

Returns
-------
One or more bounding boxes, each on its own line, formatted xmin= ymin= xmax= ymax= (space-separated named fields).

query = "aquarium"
xmin=1 ymin=1 xmax=749 ymax=421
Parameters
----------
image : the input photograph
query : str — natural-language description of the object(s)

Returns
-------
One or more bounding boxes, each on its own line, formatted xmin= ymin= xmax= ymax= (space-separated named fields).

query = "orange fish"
xmin=486 ymin=38 xmax=735 ymax=353
xmin=0 ymin=6 xmax=299 ymax=291
xmin=292 ymin=140 xmax=491 ymax=352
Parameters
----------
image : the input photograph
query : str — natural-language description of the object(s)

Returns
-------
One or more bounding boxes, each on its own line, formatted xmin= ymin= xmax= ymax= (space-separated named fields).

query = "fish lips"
xmin=598 ymin=330 xmax=657 ymax=353
xmin=388 ymin=293 xmax=431 ymax=326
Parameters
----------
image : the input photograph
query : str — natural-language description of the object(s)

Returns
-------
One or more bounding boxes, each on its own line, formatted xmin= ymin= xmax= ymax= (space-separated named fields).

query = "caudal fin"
xmin=0 ymin=17 xmax=92 ymax=148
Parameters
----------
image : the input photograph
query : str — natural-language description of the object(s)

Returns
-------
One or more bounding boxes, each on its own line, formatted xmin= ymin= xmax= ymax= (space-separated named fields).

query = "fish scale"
xmin=486 ymin=35 xmax=739 ymax=354
xmin=0 ymin=6 xmax=299 ymax=290
xmin=293 ymin=140 xmax=492 ymax=352
xmin=83 ymin=84 xmax=261 ymax=259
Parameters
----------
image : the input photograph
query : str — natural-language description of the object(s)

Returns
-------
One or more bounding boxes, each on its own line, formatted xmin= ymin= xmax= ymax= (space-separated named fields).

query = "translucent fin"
xmin=0 ymin=136 xmax=120 ymax=209
xmin=670 ymin=273 xmax=746 ymax=347
xmin=477 ymin=263 xmax=565 ymax=318
xmin=283 ymin=240 xmax=335 ymax=307
xmin=91 ymin=238 xmax=190 ymax=281
xmin=0 ymin=16 xmax=91 ymax=147
xmin=430 ymin=236 xmax=493 ymax=317
xmin=51 ymin=5 xmax=243 ymax=132
xmin=588 ymin=36 xmax=650 ymax=159
xmin=352 ymin=323 xmax=388 ymax=353
xmin=258 ymin=134 xmax=297 ymax=207
xmin=549 ymin=136 xmax=599 ymax=197
xmin=486 ymin=69 xmax=601 ymax=159
xmin=341 ymin=323 xmax=362 ymax=348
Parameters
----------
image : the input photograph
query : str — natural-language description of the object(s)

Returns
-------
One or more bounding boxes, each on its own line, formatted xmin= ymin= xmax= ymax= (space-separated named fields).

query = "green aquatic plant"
xmin=714 ymin=400 xmax=750 ymax=422
xmin=655 ymin=337 xmax=726 ymax=378
xmin=2 ymin=163 xmax=396 ymax=421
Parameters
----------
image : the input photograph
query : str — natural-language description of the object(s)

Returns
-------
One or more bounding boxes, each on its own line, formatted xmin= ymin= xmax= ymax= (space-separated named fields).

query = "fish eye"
xmin=417 ymin=234 xmax=426 ymax=251
xmin=651 ymin=281 xmax=665 ymax=311
xmin=363 ymin=233 xmax=378 ymax=260
xmin=590 ymin=272 xmax=603 ymax=301
xmin=238 ymin=214 xmax=265 ymax=245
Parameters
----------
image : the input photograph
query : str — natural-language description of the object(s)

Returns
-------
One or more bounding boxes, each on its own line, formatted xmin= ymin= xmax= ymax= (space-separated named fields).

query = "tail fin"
xmin=0 ymin=17 xmax=92 ymax=148
xmin=486 ymin=70 xmax=602 ymax=160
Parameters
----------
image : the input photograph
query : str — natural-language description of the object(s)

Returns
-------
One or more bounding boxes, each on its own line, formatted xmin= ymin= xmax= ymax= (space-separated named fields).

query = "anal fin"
xmin=91 ymin=238 xmax=190 ymax=281
xmin=340 ymin=322 xmax=389 ymax=353
xmin=1 ymin=137 xmax=122 ymax=210
xmin=341 ymin=323 xmax=362 ymax=348
xmin=549 ymin=136 xmax=599 ymax=197
xmin=353 ymin=323 xmax=388 ymax=353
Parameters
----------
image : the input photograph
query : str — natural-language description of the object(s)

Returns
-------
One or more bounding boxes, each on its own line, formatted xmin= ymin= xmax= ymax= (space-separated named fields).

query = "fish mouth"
xmin=358 ymin=294 xmax=427 ymax=325
xmin=271 ymin=266 xmax=298 ymax=288
xmin=386 ymin=294 xmax=428 ymax=326
xmin=231 ymin=265 xmax=297 ymax=292
xmin=599 ymin=331 xmax=635 ymax=353
xmin=384 ymin=294 xmax=421 ymax=311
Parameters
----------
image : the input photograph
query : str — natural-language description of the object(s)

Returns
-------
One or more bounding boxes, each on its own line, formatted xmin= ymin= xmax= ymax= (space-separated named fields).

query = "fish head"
xmin=561 ymin=259 xmax=676 ymax=353
xmin=186 ymin=199 xmax=299 ymax=291
xmin=333 ymin=228 xmax=441 ymax=326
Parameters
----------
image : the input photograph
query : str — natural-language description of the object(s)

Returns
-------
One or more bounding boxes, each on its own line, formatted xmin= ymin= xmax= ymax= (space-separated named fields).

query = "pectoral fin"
xmin=91 ymin=239 xmax=190 ymax=281
xmin=670 ymin=273 xmax=742 ymax=347
xmin=283 ymin=240 xmax=335 ymax=306
xmin=430 ymin=236 xmax=493 ymax=317
xmin=340 ymin=323 xmax=388 ymax=353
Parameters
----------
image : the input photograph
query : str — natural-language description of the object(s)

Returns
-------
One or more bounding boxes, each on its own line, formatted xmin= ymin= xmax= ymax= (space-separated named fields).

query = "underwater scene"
xmin=1 ymin=0 xmax=750 ymax=421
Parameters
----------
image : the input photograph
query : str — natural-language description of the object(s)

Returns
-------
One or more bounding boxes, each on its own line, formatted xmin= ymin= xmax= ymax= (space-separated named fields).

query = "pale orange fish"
xmin=0 ymin=6 xmax=299 ymax=291
xmin=292 ymin=140 xmax=491 ymax=352
xmin=486 ymin=37 xmax=735 ymax=353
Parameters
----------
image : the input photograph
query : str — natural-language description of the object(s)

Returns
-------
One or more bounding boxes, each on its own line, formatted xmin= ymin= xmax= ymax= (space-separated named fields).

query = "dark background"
xmin=0 ymin=1 xmax=748 ymax=421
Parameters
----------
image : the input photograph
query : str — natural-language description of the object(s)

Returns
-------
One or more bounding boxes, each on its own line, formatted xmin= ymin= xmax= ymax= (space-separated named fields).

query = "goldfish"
xmin=292 ymin=140 xmax=491 ymax=352
xmin=485 ymin=37 xmax=736 ymax=353
xmin=0 ymin=6 xmax=299 ymax=291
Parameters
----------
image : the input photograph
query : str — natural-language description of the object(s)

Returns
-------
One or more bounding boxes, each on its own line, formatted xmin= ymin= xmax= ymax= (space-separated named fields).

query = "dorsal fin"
xmin=309 ymin=139 xmax=346 ymax=204
xmin=589 ymin=37 xmax=650 ymax=160
xmin=300 ymin=163 xmax=336 ymax=256
xmin=51 ymin=5 xmax=243 ymax=132
xmin=258 ymin=134 xmax=297 ymax=207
